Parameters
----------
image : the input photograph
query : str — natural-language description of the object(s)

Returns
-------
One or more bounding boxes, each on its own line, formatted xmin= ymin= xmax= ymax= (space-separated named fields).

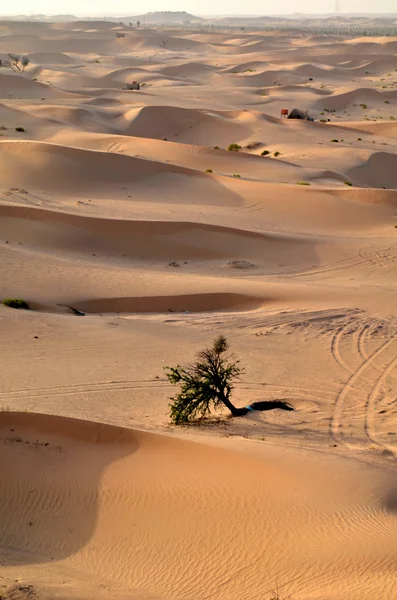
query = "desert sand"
xmin=0 ymin=19 xmax=397 ymax=600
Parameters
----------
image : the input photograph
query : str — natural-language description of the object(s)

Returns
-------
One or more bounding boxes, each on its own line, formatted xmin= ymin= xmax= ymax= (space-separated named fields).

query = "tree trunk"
xmin=219 ymin=394 xmax=249 ymax=417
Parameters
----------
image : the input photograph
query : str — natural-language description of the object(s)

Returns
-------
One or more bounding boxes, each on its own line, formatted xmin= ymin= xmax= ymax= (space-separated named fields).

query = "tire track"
xmin=330 ymin=335 xmax=396 ymax=447
xmin=365 ymin=355 xmax=397 ymax=457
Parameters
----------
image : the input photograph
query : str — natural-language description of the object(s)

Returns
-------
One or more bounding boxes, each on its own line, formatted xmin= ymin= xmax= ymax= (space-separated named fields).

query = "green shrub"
xmin=261 ymin=150 xmax=270 ymax=156
xmin=232 ymin=173 xmax=241 ymax=177
xmin=15 ymin=127 xmax=25 ymax=132
xmin=2 ymin=298 xmax=29 ymax=310
xmin=331 ymin=139 xmax=339 ymax=143
xmin=205 ymin=169 xmax=213 ymax=173
xmin=273 ymin=151 xmax=281 ymax=157
xmin=165 ymin=335 xmax=243 ymax=424
xmin=344 ymin=181 xmax=353 ymax=186
xmin=227 ymin=143 xmax=241 ymax=152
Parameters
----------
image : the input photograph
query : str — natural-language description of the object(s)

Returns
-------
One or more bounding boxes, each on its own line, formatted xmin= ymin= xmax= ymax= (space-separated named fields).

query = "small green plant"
xmin=296 ymin=181 xmax=310 ymax=185
xmin=15 ymin=127 xmax=25 ymax=132
xmin=273 ymin=151 xmax=281 ymax=157
xmin=261 ymin=150 xmax=270 ymax=156
xmin=331 ymin=139 xmax=339 ymax=143
xmin=205 ymin=169 xmax=213 ymax=173
xmin=2 ymin=298 xmax=29 ymax=309
xmin=232 ymin=173 xmax=241 ymax=177
xmin=360 ymin=103 xmax=368 ymax=109
xmin=227 ymin=143 xmax=241 ymax=152
xmin=344 ymin=181 xmax=353 ymax=186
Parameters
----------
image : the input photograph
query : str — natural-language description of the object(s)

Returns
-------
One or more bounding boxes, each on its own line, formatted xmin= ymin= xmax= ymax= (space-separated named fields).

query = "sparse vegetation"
xmin=232 ymin=173 xmax=241 ymax=177
xmin=331 ymin=139 xmax=339 ymax=143
xmin=274 ymin=151 xmax=281 ymax=157
xmin=165 ymin=335 xmax=243 ymax=424
xmin=0 ymin=54 xmax=29 ymax=73
xmin=296 ymin=181 xmax=310 ymax=185
xmin=205 ymin=169 xmax=213 ymax=173
xmin=344 ymin=181 xmax=353 ymax=186
xmin=261 ymin=150 xmax=270 ymax=156
xmin=227 ymin=143 xmax=241 ymax=152
xmin=2 ymin=298 xmax=29 ymax=309
xmin=15 ymin=127 xmax=25 ymax=132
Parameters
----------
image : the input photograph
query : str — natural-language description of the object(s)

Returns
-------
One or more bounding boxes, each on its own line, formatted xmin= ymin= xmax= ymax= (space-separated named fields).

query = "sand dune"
xmin=347 ymin=152 xmax=397 ymax=189
xmin=316 ymin=87 xmax=397 ymax=111
xmin=1 ymin=21 xmax=397 ymax=600
xmin=0 ymin=141 xmax=241 ymax=205
xmin=1 ymin=412 xmax=397 ymax=600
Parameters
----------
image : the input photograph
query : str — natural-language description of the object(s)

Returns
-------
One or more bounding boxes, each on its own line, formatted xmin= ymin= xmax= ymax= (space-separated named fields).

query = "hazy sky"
xmin=1 ymin=0 xmax=396 ymax=15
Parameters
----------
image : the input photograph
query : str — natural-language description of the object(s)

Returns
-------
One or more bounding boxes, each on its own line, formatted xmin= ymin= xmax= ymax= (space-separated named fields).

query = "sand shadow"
xmin=0 ymin=412 xmax=139 ymax=567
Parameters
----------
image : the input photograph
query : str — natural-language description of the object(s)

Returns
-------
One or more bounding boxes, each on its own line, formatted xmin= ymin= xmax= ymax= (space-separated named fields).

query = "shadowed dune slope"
xmin=0 ymin=412 xmax=397 ymax=600
xmin=0 ymin=205 xmax=323 ymax=264
xmin=0 ymin=141 xmax=241 ymax=204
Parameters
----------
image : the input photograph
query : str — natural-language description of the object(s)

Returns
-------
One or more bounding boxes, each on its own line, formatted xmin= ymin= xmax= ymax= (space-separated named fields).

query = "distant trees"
xmin=165 ymin=335 xmax=246 ymax=424
xmin=0 ymin=54 xmax=30 ymax=73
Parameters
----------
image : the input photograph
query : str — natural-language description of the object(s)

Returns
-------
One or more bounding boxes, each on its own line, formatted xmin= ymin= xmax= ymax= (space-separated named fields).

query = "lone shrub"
xmin=165 ymin=335 xmax=244 ymax=424
xmin=2 ymin=298 xmax=29 ymax=309
xmin=227 ymin=143 xmax=241 ymax=152
xmin=261 ymin=150 xmax=270 ymax=156
xmin=205 ymin=169 xmax=213 ymax=173
xmin=15 ymin=127 xmax=25 ymax=132
xmin=232 ymin=173 xmax=241 ymax=177
xmin=331 ymin=139 xmax=339 ymax=143
xmin=344 ymin=181 xmax=353 ymax=186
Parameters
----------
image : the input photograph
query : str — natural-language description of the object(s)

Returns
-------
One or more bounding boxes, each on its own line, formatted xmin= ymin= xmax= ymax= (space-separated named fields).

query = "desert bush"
xmin=0 ymin=54 xmax=29 ymax=73
xmin=344 ymin=181 xmax=353 ymax=186
xmin=331 ymin=139 xmax=339 ymax=143
xmin=2 ymin=298 xmax=29 ymax=309
xmin=205 ymin=169 xmax=213 ymax=173
xmin=274 ymin=151 xmax=281 ymax=157
xmin=15 ymin=127 xmax=25 ymax=132
xmin=232 ymin=173 xmax=241 ymax=177
xmin=227 ymin=143 xmax=241 ymax=152
xmin=261 ymin=150 xmax=270 ymax=156
xmin=296 ymin=181 xmax=310 ymax=185
xmin=165 ymin=335 xmax=243 ymax=424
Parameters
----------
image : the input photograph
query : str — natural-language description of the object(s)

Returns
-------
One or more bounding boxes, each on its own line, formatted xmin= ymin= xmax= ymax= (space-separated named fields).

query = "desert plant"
xmin=274 ymin=151 xmax=281 ymax=157
xmin=296 ymin=181 xmax=310 ymax=185
xmin=15 ymin=127 xmax=25 ymax=132
xmin=344 ymin=181 xmax=353 ymax=186
xmin=205 ymin=169 xmax=213 ymax=173
xmin=2 ymin=298 xmax=29 ymax=309
xmin=227 ymin=143 xmax=241 ymax=152
xmin=261 ymin=150 xmax=270 ymax=156
xmin=233 ymin=173 xmax=241 ymax=177
xmin=165 ymin=335 xmax=244 ymax=424
xmin=331 ymin=139 xmax=339 ymax=142
xmin=0 ymin=54 xmax=29 ymax=73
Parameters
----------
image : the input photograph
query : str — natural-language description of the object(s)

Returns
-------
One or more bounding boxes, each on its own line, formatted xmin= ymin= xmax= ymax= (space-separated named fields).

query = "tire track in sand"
xmin=330 ymin=334 xmax=396 ymax=448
